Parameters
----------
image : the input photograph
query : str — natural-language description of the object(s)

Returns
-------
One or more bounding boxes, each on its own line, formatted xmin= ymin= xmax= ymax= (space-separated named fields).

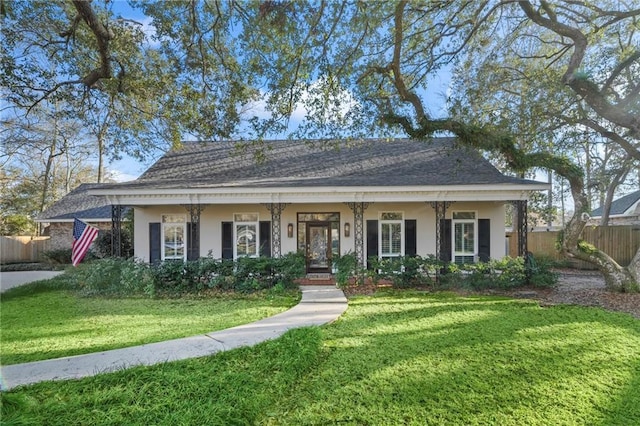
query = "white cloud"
xmin=107 ymin=169 xmax=138 ymax=183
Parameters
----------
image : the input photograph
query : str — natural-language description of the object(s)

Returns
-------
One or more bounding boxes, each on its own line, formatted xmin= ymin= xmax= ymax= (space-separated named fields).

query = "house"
xmin=91 ymin=138 xmax=548 ymax=272
xmin=590 ymin=190 xmax=640 ymax=226
xmin=36 ymin=183 xmax=128 ymax=251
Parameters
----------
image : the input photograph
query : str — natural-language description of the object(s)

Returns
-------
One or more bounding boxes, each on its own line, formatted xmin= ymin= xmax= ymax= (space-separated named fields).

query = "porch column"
xmin=183 ymin=203 xmax=205 ymax=260
xmin=346 ymin=202 xmax=372 ymax=268
xmin=429 ymin=201 xmax=453 ymax=262
xmin=111 ymin=205 xmax=123 ymax=257
xmin=515 ymin=200 xmax=528 ymax=257
xmin=263 ymin=203 xmax=289 ymax=258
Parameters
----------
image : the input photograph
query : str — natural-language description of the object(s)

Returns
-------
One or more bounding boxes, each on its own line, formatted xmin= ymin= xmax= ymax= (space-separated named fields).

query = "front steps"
xmin=295 ymin=273 xmax=336 ymax=286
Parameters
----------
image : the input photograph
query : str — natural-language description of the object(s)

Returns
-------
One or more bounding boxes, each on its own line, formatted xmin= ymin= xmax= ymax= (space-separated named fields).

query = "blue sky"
xmin=106 ymin=0 xmax=453 ymax=182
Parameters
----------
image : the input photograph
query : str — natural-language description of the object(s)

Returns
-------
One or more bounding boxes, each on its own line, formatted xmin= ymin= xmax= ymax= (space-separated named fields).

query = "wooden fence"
xmin=0 ymin=236 xmax=51 ymax=264
xmin=506 ymin=225 xmax=640 ymax=269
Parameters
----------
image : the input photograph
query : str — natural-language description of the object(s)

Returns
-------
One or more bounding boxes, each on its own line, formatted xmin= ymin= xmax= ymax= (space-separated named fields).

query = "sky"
xmin=105 ymin=0 xmax=453 ymax=183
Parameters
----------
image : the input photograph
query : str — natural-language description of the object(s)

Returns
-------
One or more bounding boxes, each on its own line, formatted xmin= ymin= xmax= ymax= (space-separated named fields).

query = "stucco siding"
xmin=133 ymin=201 xmax=506 ymax=262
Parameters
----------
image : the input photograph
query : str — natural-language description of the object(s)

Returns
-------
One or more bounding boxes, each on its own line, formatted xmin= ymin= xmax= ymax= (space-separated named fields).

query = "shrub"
xmin=67 ymin=258 xmax=154 ymax=297
xmin=0 ymin=262 xmax=60 ymax=272
xmin=93 ymin=229 xmax=134 ymax=258
xmin=217 ymin=252 xmax=306 ymax=293
xmin=41 ymin=249 xmax=73 ymax=265
xmin=370 ymin=255 xmax=443 ymax=288
xmin=334 ymin=252 xmax=359 ymax=288
xmin=338 ymin=255 xmax=558 ymax=291
xmin=152 ymin=257 xmax=222 ymax=294
xmin=525 ymin=255 xmax=559 ymax=288
xmin=55 ymin=252 xmax=306 ymax=297
xmin=271 ymin=251 xmax=306 ymax=288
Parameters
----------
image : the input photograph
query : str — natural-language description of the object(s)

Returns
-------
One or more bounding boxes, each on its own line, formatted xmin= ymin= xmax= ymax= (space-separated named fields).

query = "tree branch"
xmin=519 ymin=1 xmax=640 ymax=137
xmin=72 ymin=0 xmax=115 ymax=87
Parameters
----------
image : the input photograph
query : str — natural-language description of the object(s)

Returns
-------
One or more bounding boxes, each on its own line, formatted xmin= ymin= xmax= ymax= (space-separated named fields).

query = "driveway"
xmin=0 ymin=271 xmax=64 ymax=293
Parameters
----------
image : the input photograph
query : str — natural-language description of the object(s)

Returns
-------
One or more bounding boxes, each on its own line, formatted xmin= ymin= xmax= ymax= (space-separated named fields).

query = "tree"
xmin=0 ymin=100 xmax=98 ymax=234
xmin=3 ymin=1 xmax=639 ymax=288
xmin=234 ymin=0 xmax=640 ymax=288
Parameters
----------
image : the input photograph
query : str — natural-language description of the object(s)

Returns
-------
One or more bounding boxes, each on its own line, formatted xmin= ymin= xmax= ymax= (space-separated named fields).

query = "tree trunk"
xmin=560 ymin=177 xmax=638 ymax=292
xmin=97 ymin=135 xmax=104 ymax=183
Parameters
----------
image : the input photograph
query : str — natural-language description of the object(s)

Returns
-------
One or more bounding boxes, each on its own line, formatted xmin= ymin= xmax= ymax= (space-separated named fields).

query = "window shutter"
xmin=149 ymin=223 xmax=161 ymax=264
xmin=366 ymin=219 xmax=378 ymax=269
xmin=259 ymin=221 xmax=271 ymax=258
xmin=187 ymin=222 xmax=199 ymax=261
xmin=222 ymin=222 xmax=233 ymax=259
xmin=478 ymin=219 xmax=490 ymax=262
xmin=439 ymin=219 xmax=452 ymax=263
xmin=405 ymin=219 xmax=417 ymax=257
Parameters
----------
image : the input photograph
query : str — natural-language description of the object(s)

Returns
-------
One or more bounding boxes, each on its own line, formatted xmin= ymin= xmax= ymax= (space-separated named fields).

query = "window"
xmin=162 ymin=215 xmax=186 ymax=261
xmin=234 ymin=213 xmax=259 ymax=258
xmin=379 ymin=212 xmax=403 ymax=258
xmin=453 ymin=211 xmax=477 ymax=264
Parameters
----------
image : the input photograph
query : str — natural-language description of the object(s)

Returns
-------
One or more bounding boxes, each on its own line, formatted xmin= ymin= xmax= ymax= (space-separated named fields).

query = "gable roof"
xmin=36 ymin=183 xmax=124 ymax=222
xmin=591 ymin=190 xmax=640 ymax=217
xmin=102 ymin=138 xmax=541 ymax=190
xmin=92 ymin=138 xmax=549 ymax=205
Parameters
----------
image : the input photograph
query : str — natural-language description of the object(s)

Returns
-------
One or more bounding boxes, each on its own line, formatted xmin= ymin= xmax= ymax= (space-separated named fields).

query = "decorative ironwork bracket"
xmin=182 ymin=204 xmax=206 ymax=259
xmin=111 ymin=205 xmax=123 ymax=257
xmin=345 ymin=202 xmax=372 ymax=267
xmin=511 ymin=200 xmax=528 ymax=257
xmin=428 ymin=201 xmax=454 ymax=262
xmin=262 ymin=203 xmax=289 ymax=258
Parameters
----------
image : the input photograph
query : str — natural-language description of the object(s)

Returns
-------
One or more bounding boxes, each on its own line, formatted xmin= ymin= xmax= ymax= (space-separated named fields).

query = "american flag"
xmin=72 ymin=218 xmax=99 ymax=266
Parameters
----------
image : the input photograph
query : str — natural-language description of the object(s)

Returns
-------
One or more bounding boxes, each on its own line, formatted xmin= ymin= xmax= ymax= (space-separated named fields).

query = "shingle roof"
xmin=106 ymin=138 xmax=541 ymax=190
xmin=591 ymin=190 xmax=640 ymax=217
xmin=37 ymin=183 xmax=125 ymax=221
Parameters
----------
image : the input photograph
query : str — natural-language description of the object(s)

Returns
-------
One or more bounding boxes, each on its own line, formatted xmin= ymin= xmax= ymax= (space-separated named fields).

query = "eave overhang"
xmin=90 ymin=183 xmax=550 ymax=206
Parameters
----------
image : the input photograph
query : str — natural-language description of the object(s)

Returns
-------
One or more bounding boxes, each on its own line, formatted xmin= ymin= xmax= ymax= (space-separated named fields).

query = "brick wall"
xmin=48 ymin=222 xmax=112 ymax=251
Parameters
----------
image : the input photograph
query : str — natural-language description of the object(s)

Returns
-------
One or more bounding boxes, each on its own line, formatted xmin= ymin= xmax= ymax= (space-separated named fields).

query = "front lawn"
xmin=2 ymin=291 xmax=639 ymax=425
xmin=0 ymin=277 xmax=300 ymax=365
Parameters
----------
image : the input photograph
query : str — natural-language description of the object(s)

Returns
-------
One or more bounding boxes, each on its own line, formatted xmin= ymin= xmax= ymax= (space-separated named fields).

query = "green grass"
xmin=2 ymin=290 xmax=639 ymax=425
xmin=0 ymin=277 xmax=300 ymax=365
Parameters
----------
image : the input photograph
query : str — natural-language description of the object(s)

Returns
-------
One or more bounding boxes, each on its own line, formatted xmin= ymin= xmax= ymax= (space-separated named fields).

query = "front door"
xmin=306 ymin=222 xmax=331 ymax=273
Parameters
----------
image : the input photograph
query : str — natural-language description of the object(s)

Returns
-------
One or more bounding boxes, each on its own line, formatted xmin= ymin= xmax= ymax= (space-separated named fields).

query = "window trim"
xmin=378 ymin=211 xmax=404 ymax=259
xmin=452 ymin=210 xmax=478 ymax=264
xmin=233 ymin=213 xmax=260 ymax=259
xmin=161 ymin=214 xmax=187 ymax=261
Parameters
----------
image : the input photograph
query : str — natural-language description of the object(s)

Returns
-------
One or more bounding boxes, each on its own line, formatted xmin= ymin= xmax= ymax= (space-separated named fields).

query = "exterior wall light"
xmin=344 ymin=222 xmax=350 ymax=237
xmin=287 ymin=223 xmax=294 ymax=238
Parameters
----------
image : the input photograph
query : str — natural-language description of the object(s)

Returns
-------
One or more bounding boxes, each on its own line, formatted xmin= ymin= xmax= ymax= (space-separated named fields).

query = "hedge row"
xmin=66 ymin=252 xmax=306 ymax=297
xmin=335 ymin=253 xmax=558 ymax=290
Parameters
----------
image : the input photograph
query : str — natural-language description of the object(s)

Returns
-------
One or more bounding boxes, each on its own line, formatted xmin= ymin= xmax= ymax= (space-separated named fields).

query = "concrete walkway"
xmin=0 ymin=271 xmax=64 ymax=293
xmin=0 ymin=286 xmax=347 ymax=391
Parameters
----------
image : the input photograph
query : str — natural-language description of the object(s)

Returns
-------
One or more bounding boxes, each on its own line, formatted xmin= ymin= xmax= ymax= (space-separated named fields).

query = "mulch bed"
xmin=342 ymin=269 xmax=640 ymax=319
xmin=513 ymin=269 xmax=640 ymax=319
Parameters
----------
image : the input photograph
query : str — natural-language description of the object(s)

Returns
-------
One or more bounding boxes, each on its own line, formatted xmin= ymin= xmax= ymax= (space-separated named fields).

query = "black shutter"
xmin=187 ymin=222 xmax=199 ymax=261
xmin=478 ymin=219 xmax=491 ymax=262
xmin=366 ymin=219 xmax=378 ymax=269
xmin=405 ymin=219 xmax=417 ymax=257
xmin=439 ymin=219 xmax=452 ymax=263
xmin=222 ymin=222 xmax=233 ymax=259
xmin=259 ymin=221 xmax=271 ymax=258
xmin=149 ymin=223 xmax=161 ymax=264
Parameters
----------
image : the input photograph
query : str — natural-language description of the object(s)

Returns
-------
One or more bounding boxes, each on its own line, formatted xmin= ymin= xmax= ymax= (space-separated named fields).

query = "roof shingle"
xmin=37 ymin=183 xmax=121 ymax=221
xmin=591 ymin=190 xmax=640 ymax=217
xmin=109 ymin=138 xmax=541 ymax=190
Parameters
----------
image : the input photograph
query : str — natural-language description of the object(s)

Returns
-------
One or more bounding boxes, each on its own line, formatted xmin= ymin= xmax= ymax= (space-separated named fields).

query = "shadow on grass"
xmin=1 ymin=327 xmax=324 ymax=425
xmin=2 ymin=292 xmax=639 ymax=425
xmin=277 ymin=293 xmax=640 ymax=424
